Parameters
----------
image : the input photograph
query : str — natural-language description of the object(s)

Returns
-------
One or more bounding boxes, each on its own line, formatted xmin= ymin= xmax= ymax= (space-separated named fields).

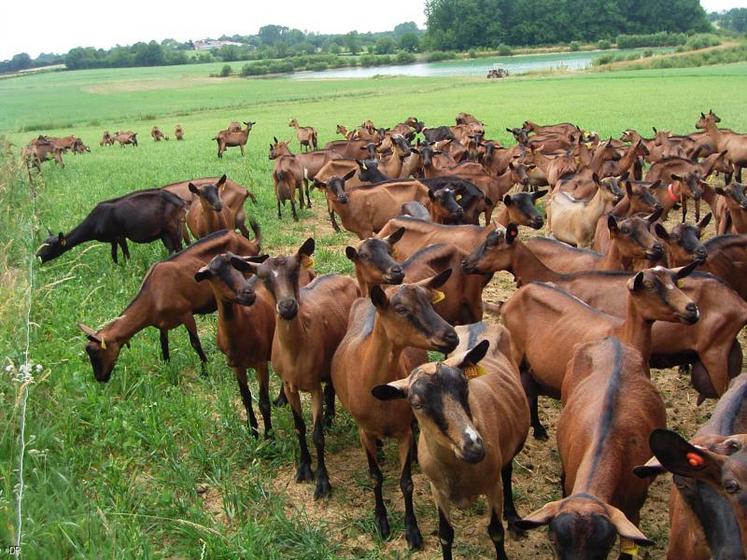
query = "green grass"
xmin=1 ymin=62 xmax=747 ymax=559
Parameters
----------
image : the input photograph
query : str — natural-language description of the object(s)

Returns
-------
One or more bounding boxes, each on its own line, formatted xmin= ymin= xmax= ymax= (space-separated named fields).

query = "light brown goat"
xmin=185 ymin=175 xmax=259 ymax=242
xmin=373 ymin=323 xmax=529 ymax=560
xmin=288 ymin=118 xmax=318 ymax=151
xmin=214 ymin=120 xmax=255 ymax=158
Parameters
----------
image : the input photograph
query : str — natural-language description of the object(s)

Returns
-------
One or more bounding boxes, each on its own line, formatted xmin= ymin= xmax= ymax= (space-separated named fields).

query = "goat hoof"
xmin=375 ymin=516 xmax=391 ymax=540
xmin=263 ymin=431 xmax=275 ymax=441
xmin=507 ymin=520 xmax=527 ymax=540
xmin=406 ymin=526 xmax=423 ymax=550
xmin=314 ymin=478 xmax=331 ymax=500
xmin=295 ymin=463 xmax=313 ymax=483
xmin=533 ymin=426 xmax=549 ymax=441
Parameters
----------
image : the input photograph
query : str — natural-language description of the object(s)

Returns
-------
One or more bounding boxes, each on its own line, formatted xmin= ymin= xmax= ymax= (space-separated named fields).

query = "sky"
xmin=0 ymin=0 xmax=745 ymax=60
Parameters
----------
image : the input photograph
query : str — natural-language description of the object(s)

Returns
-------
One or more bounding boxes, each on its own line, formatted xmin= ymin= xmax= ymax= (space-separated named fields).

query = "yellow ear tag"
xmin=464 ymin=364 xmax=487 ymax=379
xmin=302 ymin=256 xmax=315 ymax=269
xmin=676 ymin=279 xmax=685 ymax=289
xmin=455 ymin=194 xmax=463 ymax=201
xmin=432 ymin=290 xmax=446 ymax=304
xmin=100 ymin=338 xmax=107 ymax=350
xmin=620 ymin=540 xmax=639 ymax=557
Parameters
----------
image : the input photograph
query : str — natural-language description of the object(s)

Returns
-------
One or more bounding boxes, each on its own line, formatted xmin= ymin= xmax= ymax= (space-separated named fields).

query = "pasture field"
xmin=1 ymin=62 xmax=747 ymax=559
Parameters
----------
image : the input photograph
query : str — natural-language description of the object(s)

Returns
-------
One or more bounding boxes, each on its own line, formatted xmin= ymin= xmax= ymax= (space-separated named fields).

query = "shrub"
xmin=597 ymin=39 xmax=612 ymax=50
xmin=685 ymin=34 xmax=721 ymax=50
xmin=569 ymin=41 xmax=581 ymax=52
xmin=426 ymin=51 xmax=455 ymax=62
xmin=396 ymin=52 xmax=416 ymax=64
xmin=468 ymin=49 xmax=478 ymax=58
xmin=219 ymin=64 xmax=232 ymax=77
xmin=497 ymin=44 xmax=512 ymax=56
xmin=616 ymin=32 xmax=687 ymax=48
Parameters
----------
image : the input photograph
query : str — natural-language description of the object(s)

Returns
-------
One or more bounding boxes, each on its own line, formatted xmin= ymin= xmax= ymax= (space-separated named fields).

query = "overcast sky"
xmin=1 ymin=0 xmax=745 ymax=60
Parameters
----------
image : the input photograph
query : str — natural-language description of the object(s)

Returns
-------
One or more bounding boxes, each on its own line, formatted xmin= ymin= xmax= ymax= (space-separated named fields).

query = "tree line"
xmin=424 ymin=0 xmax=712 ymax=50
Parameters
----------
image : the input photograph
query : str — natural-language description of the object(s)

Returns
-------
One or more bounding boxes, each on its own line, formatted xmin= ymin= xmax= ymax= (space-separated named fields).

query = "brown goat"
xmin=174 ymin=125 xmax=184 ymax=140
xmin=214 ymin=120 xmax=255 ymax=158
xmin=332 ymin=272 xmax=458 ymax=549
xmin=312 ymin=172 xmax=430 ymax=239
xmin=518 ymin=337 xmax=660 ymax=558
xmin=697 ymin=111 xmax=747 ymax=183
xmin=501 ymin=263 xmax=699 ymax=439
xmin=714 ymin=183 xmax=747 ymax=234
xmin=636 ymin=374 xmax=747 ymax=559
xmin=272 ymin=153 xmax=306 ymax=221
xmin=700 ymin=234 xmax=747 ymax=300
xmin=112 ymin=131 xmax=138 ymax=147
xmin=78 ymin=230 xmax=260 ymax=381
xmin=462 ymin=226 xmax=747 ymax=400
xmin=645 ymin=429 xmax=747 ymax=551
xmin=151 ymin=126 xmax=168 ymax=142
xmin=373 ymin=324 xmax=529 ymax=560
xmin=236 ymin=239 xmax=359 ymax=499
xmin=289 ymin=118 xmax=318 ymax=151
xmin=100 ymin=131 xmax=114 ymax=146
xmin=346 ymin=232 xmax=485 ymax=324
xmin=185 ymin=175 xmax=260 ymax=241
xmin=195 ymin=253 xmax=274 ymax=438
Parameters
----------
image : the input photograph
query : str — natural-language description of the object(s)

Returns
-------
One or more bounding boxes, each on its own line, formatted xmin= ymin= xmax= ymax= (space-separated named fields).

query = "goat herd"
xmin=32 ymin=109 xmax=747 ymax=559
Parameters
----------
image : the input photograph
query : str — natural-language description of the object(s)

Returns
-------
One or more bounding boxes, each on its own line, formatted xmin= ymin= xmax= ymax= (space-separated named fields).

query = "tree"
xmin=8 ymin=53 xmax=32 ymax=71
xmin=393 ymin=21 xmax=420 ymax=36
xmin=258 ymin=25 xmax=289 ymax=46
xmin=344 ymin=31 xmax=361 ymax=54
xmin=399 ymin=33 xmax=421 ymax=52
xmin=720 ymin=8 xmax=747 ymax=33
xmin=375 ymin=37 xmax=397 ymax=54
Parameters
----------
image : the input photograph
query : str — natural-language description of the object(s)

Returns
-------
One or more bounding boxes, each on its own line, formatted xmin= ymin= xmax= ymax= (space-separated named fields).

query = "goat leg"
xmin=159 ymin=329 xmax=170 ymax=361
xmin=323 ymin=381 xmax=335 ymax=427
xmin=521 ymin=369 xmax=548 ymax=441
xmin=120 ymin=238 xmax=130 ymax=261
xmin=486 ymin=486 xmax=509 ymax=560
xmin=399 ymin=432 xmax=423 ymax=550
xmin=277 ymin=199 xmax=282 ymax=220
xmin=110 ymin=241 xmax=119 ymax=264
xmin=361 ymin=430 xmax=390 ymax=539
xmin=437 ymin=504 xmax=455 ymax=560
xmin=288 ymin=388 xmax=313 ymax=482
xmin=182 ymin=314 xmax=208 ymax=375
xmin=501 ymin=461 xmax=524 ymax=537
xmin=273 ymin=385 xmax=288 ymax=408
xmin=256 ymin=363 xmax=273 ymax=439
xmin=291 ymin=200 xmax=298 ymax=222
xmin=235 ymin=367 xmax=259 ymax=438
xmin=311 ymin=390 xmax=331 ymax=499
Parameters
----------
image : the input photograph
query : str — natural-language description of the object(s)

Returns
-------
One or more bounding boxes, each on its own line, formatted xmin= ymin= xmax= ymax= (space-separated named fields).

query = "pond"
xmin=291 ymin=49 xmax=658 ymax=79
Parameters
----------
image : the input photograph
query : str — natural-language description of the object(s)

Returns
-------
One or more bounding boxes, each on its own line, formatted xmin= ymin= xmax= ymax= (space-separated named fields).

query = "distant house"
xmin=193 ymin=40 xmax=245 ymax=51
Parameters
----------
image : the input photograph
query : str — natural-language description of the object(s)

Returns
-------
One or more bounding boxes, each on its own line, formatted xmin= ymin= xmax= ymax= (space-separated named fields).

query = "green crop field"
xmin=1 ymin=61 xmax=747 ymax=559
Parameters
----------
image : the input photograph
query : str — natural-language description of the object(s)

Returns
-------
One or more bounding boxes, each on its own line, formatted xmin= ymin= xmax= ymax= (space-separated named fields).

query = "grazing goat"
xmin=195 ymin=253 xmax=274 ymax=438
xmin=272 ymin=152 xmax=306 ymax=221
xmin=332 ymin=272 xmax=458 ymax=549
xmin=214 ymin=120 xmax=255 ymax=158
xmin=112 ymin=131 xmax=138 ymax=147
xmin=174 ymin=125 xmax=184 ymax=140
xmin=151 ymin=126 xmax=168 ymax=142
xmin=37 ymin=189 xmax=186 ymax=264
xmin=518 ymin=337 xmax=660 ymax=559
xmin=373 ymin=324 xmax=529 ymax=560
xmin=78 ymin=230 xmax=260 ymax=380
xmin=236 ymin=239 xmax=359 ymax=499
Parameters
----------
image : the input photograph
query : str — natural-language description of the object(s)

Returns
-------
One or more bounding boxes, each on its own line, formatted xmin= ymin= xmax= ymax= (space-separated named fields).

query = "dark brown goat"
xmin=78 ymin=230 xmax=260 ymax=381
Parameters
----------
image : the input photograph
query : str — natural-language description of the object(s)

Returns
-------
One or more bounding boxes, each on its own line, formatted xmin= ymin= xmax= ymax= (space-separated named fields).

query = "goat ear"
xmin=626 ymin=182 xmax=633 ymax=197
xmin=386 ymin=226 xmax=406 ymax=246
xmin=675 ymin=260 xmax=699 ymax=280
xmin=514 ymin=500 xmax=562 ymax=530
xmin=344 ymin=246 xmax=358 ymax=261
xmin=188 ymin=183 xmax=199 ymax=194
xmin=370 ymin=285 xmax=388 ymax=309
xmin=628 ymin=271 xmax=645 ymax=292
xmin=653 ymin=223 xmax=669 ymax=240
xmin=311 ymin=178 xmax=326 ymax=189
xmin=607 ymin=505 xmax=655 ymax=546
xmin=698 ymin=213 xmax=712 ymax=230
xmin=648 ymin=429 xmax=722 ymax=484
xmin=78 ymin=323 xmax=102 ymax=343
xmin=647 ymin=207 xmax=664 ymax=224
xmin=194 ymin=266 xmax=212 ymax=282
xmin=532 ymin=189 xmax=547 ymax=200
xmin=342 ymin=169 xmax=356 ymax=182
xmin=230 ymin=255 xmax=265 ymax=272
xmin=459 ymin=339 xmax=489 ymax=369
xmin=371 ymin=379 xmax=408 ymax=401
xmin=298 ymin=237 xmax=315 ymax=258
xmin=671 ymin=174 xmax=683 ymax=182
xmin=714 ymin=187 xmax=726 ymax=196
xmin=418 ymin=268 xmax=452 ymax=291
xmin=503 ymin=194 xmax=513 ymax=206
xmin=632 ymin=456 xmax=667 ymax=479
xmin=428 ymin=189 xmax=436 ymax=201
xmin=701 ymin=112 xmax=706 ymax=118
xmin=217 ymin=174 xmax=227 ymax=188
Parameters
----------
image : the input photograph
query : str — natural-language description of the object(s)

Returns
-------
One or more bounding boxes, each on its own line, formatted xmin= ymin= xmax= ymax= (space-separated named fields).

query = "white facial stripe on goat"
xmin=464 ymin=426 xmax=480 ymax=444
